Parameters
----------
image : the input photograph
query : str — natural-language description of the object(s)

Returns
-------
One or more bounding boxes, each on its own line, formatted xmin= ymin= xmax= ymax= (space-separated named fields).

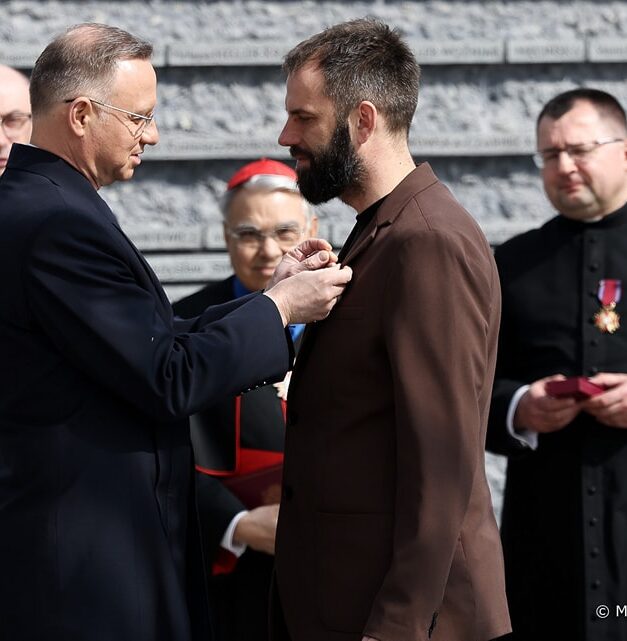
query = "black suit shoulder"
xmin=173 ymin=277 xmax=235 ymax=318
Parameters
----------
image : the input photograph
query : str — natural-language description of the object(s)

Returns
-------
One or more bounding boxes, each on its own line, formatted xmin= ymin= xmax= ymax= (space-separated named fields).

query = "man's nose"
xmin=141 ymin=119 xmax=159 ymax=146
xmin=556 ymin=150 xmax=577 ymax=173
xmin=278 ymin=121 xmax=296 ymax=148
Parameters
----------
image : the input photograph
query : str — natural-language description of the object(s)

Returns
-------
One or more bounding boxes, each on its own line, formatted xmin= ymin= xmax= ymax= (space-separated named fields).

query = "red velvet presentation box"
xmin=223 ymin=463 xmax=283 ymax=509
xmin=545 ymin=377 xmax=606 ymax=400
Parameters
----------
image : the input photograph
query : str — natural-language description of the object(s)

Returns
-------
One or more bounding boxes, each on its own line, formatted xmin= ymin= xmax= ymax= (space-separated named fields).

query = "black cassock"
xmin=488 ymin=204 xmax=627 ymax=641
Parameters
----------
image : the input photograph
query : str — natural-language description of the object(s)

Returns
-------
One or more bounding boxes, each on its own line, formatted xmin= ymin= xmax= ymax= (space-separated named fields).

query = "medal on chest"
xmin=593 ymin=279 xmax=621 ymax=334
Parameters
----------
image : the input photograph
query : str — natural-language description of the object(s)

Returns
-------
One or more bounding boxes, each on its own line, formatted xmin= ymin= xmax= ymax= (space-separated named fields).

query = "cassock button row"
xmin=589 ymin=262 xmax=600 ymax=272
xmin=591 ymin=579 xmax=601 ymax=589
xmin=590 ymin=546 xmax=600 ymax=558
xmin=590 ymin=338 xmax=599 ymax=347
xmin=589 ymin=516 xmax=598 ymax=526
xmin=588 ymin=485 xmax=597 ymax=495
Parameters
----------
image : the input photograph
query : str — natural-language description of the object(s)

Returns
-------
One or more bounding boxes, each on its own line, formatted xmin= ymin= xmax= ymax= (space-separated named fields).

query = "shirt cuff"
xmin=220 ymin=511 xmax=248 ymax=557
xmin=506 ymin=384 xmax=538 ymax=450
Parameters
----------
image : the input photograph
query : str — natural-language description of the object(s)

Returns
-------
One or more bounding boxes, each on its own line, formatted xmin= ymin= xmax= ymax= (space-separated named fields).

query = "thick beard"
xmin=294 ymin=122 xmax=365 ymax=205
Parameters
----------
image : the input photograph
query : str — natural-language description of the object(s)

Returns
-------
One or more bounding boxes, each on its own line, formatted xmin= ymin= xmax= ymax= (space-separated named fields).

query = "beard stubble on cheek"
xmin=293 ymin=121 xmax=366 ymax=205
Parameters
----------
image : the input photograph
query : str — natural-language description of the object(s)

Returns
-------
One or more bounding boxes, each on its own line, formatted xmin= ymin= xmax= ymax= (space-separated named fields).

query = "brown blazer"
xmin=272 ymin=164 xmax=511 ymax=641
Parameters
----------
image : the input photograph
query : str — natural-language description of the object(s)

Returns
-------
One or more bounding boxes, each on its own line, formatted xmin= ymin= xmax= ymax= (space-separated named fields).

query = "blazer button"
xmin=283 ymin=485 xmax=294 ymax=501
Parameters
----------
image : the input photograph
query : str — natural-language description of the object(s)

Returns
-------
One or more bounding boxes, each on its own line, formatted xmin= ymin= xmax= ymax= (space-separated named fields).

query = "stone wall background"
xmin=4 ymin=0 xmax=627 ymax=518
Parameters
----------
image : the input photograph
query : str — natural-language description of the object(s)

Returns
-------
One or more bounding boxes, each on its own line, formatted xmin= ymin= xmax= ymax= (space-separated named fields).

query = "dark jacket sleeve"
xmin=196 ymin=470 xmax=247 ymax=559
xmin=24 ymin=209 xmax=291 ymax=422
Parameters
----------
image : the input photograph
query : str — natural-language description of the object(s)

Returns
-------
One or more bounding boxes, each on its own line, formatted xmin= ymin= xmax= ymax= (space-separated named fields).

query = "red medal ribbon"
xmin=598 ymin=279 xmax=622 ymax=307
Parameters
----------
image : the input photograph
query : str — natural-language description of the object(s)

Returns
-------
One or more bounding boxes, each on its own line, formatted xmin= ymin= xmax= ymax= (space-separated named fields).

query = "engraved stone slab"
xmin=124 ymin=225 xmax=204 ymax=251
xmin=146 ymin=253 xmax=233 ymax=283
xmin=166 ymin=41 xmax=294 ymax=67
xmin=165 ymin=284 xmax=208 ymax=304
xmin=151 ymin=45 xmax=167 ymax=68
xmin=145 ymin=135 xmax=289 ymax=161
xmin=412 ymin=133 xmax=535 ymax=156
xmin=507 ymin=39 xmax=585 ymax=63
xmin=410 ymin=39 xmax=504 ymax=64
xmin=204 ymin=223 xmax=227 ymax=250
xmin=0 ymin=44 xmax=43 ymax=68
xmin=588 ymin=38 xmax=627 ymax=62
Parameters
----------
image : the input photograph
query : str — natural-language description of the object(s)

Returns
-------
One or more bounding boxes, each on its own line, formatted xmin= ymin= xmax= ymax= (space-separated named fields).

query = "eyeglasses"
xmin=226 ymin=224 xmax=304 ymax=248
xmin=533 ymin=138 xmax=624 ymax=169
xmin=0 ymin=111 xmax=31 ymax=138
xmin=64 ymin=97 xmax=155 ymax=138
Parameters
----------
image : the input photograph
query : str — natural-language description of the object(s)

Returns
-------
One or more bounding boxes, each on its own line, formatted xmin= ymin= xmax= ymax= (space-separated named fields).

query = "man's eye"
xmin=238 ymin=230 xmax=260 ymax=241
xmin=275 ymin=228 xmax=300 ymax=241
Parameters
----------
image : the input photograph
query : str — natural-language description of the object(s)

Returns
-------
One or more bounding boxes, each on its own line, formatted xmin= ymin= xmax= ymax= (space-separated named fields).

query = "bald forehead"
xmin=0 ymin=65 xmax=30 ymax=111
xmin=0 ymin=65 xmax=29 ymax=91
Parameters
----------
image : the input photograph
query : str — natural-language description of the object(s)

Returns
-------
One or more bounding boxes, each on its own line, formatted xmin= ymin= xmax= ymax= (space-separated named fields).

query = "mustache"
xmin=289 ymin=146 xmax=314 ymax=162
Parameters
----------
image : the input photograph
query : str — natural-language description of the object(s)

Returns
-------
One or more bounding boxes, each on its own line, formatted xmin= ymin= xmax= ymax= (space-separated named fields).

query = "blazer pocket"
xmin=315 ymin=511 xmax=392 ymax=633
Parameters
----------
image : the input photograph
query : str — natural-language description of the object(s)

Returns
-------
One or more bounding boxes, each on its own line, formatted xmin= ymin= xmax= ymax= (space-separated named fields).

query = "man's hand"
xmin=232 ymin=504 xmax=279 ymax=556
xmin=264 ymin=263 xmax=352 ymax=326
xmin=582 ymin=372 xmax=627 ymax=428
xmin=514 ymin=374 xmax=582 ymax=433
xmin=267 ymin=238 xmax=338 ymax=289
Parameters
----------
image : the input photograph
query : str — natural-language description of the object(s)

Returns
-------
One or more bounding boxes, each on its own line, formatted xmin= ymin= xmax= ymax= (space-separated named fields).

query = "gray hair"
xmin=30 ymin=23 xmax=153 ymax=116
xmin=221 ymin=174 xmax=314 ymax=222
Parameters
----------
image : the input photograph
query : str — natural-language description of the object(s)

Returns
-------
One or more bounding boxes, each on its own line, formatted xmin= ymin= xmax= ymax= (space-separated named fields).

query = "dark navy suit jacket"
xmin=0 ymin=144 xmax=291 ymax=641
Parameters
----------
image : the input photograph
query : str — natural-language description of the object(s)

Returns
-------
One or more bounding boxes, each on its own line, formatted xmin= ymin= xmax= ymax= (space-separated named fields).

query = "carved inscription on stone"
xmin=588 ymin=38 xmax=627 ymax=62
xmin=167 ymin=41 xmax=294 ymax=66
xmin=410 ymin=39 xmax=504 ymax=64
xmin=0 ymin=44 xmax=43 ymax=67
xmin=124 ymin=225 xmax=204 ymax=251
xmin=412 ymin=133 xmax=535 ymax=156
xmin=146 ymin=135 xmax=288 ymax=161
xmin=507 ymin=39 xmax=585 ymax=63
xmin=146 ymin=253 xmax=232 ymax=283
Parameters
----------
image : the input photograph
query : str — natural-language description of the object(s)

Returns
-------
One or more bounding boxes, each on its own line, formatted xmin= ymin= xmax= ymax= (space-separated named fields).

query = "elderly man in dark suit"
xmin=271 ymin=18 xmax=511 ymax=641
xmin=0 ymin=64 xmax=31 ymax=176
xmin=174 ymin=158 xmax=317 ymax=641
xmin=0 ymin=23 xmax=351 ymax=641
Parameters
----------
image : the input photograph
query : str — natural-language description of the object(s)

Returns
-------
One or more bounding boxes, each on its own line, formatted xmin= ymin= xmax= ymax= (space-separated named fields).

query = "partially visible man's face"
xmin=278 ymin=63 xmax=365 ymax=205
xmin=224 ymin=188 xmax=317 ymax=292
xmin=86 ymin=58 xmax=159 ymax=188
xmin=0 ymin=66 xmax=31 ymax=176
xmin=537 ymin=100 xmax=627 ymax=220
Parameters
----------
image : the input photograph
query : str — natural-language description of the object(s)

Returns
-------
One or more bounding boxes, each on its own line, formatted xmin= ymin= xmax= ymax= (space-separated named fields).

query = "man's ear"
xmin=354 ymin=100 xmax=377 ymax=145
xmin=67 ymin=98 xmax=94 ymax=137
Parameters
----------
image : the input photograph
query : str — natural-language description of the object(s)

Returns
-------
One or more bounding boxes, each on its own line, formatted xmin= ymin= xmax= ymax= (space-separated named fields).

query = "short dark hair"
xmin=283 ymin=18 xmax=420 ymax=136
xmin=537 ymin=88 xmax=627 ymax=133
xmin=30 ymin=23 xmax=153 ymax=116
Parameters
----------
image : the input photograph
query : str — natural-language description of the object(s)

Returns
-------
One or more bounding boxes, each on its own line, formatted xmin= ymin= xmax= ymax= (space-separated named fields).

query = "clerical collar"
xmin=561 ymin=201 xmax=627 ymax=230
